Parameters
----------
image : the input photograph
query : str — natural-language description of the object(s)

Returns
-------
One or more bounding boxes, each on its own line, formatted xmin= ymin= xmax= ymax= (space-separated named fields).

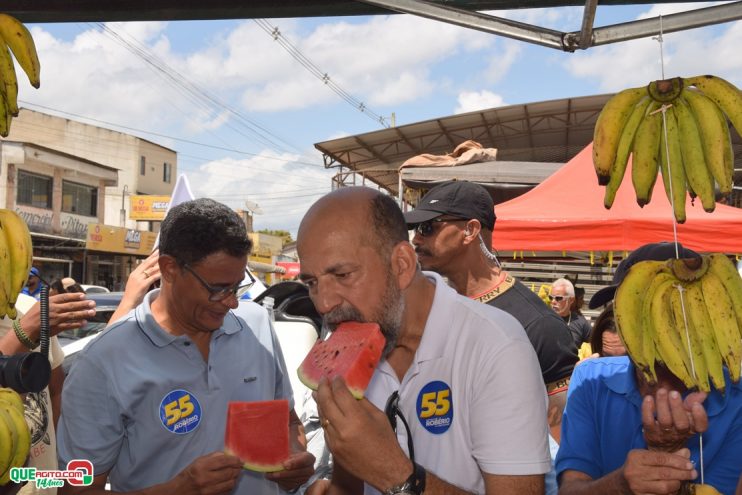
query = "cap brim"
xmin=588 ymin=285 xmax=617 ymax=309
xmin=403 ymin=209 xmax=444 ymax=226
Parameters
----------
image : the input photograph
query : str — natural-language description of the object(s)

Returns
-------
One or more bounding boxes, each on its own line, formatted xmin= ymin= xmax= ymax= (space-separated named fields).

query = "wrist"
xmin=13 ymin=319 xmax=39 ymax=350
xmin=379 ymin=459 xmax=414 ymax=493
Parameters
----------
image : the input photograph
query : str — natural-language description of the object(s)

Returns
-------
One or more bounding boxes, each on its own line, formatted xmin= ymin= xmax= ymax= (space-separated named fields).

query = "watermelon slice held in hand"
xmin=225 ymin=400 xmax=289 ymax=472
xmin=297 ymin=321 xmax=385 ymax=399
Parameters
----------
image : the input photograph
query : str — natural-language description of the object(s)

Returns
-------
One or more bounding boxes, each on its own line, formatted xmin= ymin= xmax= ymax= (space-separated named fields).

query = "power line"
xmin=19 ymin=101 xmax=326 ymax=169
xmin=253 ymin=19 xmax=390 ymax=129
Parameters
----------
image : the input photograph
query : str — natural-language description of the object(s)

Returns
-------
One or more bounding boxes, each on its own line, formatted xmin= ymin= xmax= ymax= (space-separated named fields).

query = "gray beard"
xmin=321 ymin=278 xmax=404 ymax=360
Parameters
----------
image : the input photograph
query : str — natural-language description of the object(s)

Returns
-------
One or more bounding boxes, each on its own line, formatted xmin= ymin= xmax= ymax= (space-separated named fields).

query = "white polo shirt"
xmin=365 ymin=273 xmax=550 ymax=494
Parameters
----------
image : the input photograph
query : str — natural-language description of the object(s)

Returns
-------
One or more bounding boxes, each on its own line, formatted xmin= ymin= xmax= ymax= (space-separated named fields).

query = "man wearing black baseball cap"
xmin=404 ymin=180 xmax=577 ymax=388
xmin=589 ymin=241 xmax=700 ymax=309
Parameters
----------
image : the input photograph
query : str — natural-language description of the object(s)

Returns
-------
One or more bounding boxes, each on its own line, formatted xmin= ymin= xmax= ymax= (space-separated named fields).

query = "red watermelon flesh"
xmin=224 ymin=399 xmax=289 ymax=472
xmin=297 ymin=321 xmax=385 ymax=399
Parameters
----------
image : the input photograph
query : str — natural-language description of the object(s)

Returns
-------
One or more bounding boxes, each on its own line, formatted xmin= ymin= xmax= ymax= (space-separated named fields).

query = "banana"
xmin=658 ymin=106 xmax=687 ymax=223
xmin=0 ymin=406 xmax=17 ymax=484
xmin=668 ymin=256 xmax=708 ymax=282
xmin=674 ymin=96 xmax=716 ymax=212
xmin=0 ymin=210 xmax=33 ymax=318
xmin=683 ymin=88 xmax=733 ymax=196
xmin=0 ymin=14 xmax=40 ymax=89
xmin=0 ymin=401 xmax=29 ymax=485
xmin=685 ymin=75 xmax=742 ymax=140
xmin=0 ymin=43 xmax=18 ymax=116
xmin=670 ymin=287 xmax=709 ymax=392
xmin=604 ymin=97 xmax=654 ymax=209
xmin=689 ymin=483 xmax=723 ymax=495
xmin=701 ymin=271 xmax=742 ymax=383
xmin=649 ymin=277 xmax=696 ymax=389
xmin=0 ymin=92 xmax=9 ymax=138
xmin=706 ymin=253 xmax=742 ymax=339
xmin=0 ymin=389 xmax=24 ymax=415
xmin=686 ymin=281 xmax=726 ymax=393
xmin=631 ymin=101 xmax=663 ymax=207
xmin=647 ymin=77 xmax=683 ymax=103
xmin=0 ymin=218 xmax=11 ymax=318
xmin=614 ymin=260 xmax=668 ymax=385
xmin=593 ymin=86 xmax=647 ymax=185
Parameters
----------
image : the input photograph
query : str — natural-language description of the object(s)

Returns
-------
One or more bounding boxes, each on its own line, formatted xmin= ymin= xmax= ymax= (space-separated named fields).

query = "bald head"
xmin=299 ymin=187 xmax=408 ymax=259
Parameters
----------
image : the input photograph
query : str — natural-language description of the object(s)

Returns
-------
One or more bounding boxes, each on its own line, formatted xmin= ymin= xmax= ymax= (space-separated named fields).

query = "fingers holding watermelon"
xmin=264 ymin=451 xmax=316 ymax=491
xmin=316 ymin=377 xmax=414 ymax=491
xmin=175 ymin=451 xmax=243 ymax=495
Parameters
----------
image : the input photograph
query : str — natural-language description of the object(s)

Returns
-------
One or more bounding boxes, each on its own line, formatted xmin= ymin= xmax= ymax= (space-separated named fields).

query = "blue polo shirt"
xmin=58 ymin=291 xmax=293 ymax=494
xmin=556 ymin=357 xmax=742 ymax=495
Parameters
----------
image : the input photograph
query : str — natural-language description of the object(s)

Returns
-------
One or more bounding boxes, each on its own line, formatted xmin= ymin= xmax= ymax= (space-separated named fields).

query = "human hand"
xmin=622 ymin=448 xmax=697 ymax=495
xmin=305 ymin=478 xmax=331 ymax=495
xmin=20 ymin=292 xmax=96 ymax=339
xmin=173 ymin=451 xmax=243 ymax=495
xmin=315 ymin=377 xmax=413 ymax=492
xmin=642 ymin=388 xmax=708 ymax=452
xmin=265 ymin=451 xmax=315 ymax=491
xmin=125 ymin=249 xmax=161 ymax=300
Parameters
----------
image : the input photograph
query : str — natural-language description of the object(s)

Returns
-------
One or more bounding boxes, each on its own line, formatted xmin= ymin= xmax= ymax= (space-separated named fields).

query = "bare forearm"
xmin=558 ymin=469 xmax=630 ymax=495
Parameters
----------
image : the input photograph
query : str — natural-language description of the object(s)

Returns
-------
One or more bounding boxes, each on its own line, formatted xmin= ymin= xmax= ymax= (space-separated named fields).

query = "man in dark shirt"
xmin=404 ymin=181 xmax=577 ymax=387
xmin=550 ymin=278 xmax=592 ymax=348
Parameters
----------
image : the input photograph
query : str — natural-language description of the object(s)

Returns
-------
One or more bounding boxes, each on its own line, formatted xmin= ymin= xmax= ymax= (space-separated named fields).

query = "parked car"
xmin=60 ymin=292 xmax=123 ymax=375
xmin=80 ymin=284 xmax=111 ymax=294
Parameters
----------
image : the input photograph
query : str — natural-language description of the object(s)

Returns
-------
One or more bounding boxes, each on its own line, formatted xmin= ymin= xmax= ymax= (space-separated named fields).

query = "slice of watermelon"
xmin=297 ymin=321 xmax=385 ymax=399
xmin=224 ymin=399 xmax=289 ymax=472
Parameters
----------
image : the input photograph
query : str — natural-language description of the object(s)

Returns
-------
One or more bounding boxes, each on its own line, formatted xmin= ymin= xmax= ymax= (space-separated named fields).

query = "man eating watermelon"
xmin=57 ymin=198 xmax=315 ymax=495
xmin=297 ymin=187 xmax=550 ymax=495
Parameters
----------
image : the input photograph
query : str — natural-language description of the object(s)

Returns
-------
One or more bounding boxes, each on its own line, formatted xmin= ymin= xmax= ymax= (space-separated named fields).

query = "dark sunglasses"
xmin=413 ymin=217 xmax=468 ymax=237
xmin=548 ymin=295 xmax=568 ymax=302
xmin=182 ymin=264 xmax=256 ymax=302
xmin=384 ymin=391 xmax=415 ymax=463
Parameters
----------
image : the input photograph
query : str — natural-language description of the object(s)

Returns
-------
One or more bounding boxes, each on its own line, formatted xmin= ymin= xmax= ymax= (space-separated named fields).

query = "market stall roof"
xmin=316 ymin=93 xmax=613 ymax=196
xmin=494 ymin=143 xmax=742 ymax=253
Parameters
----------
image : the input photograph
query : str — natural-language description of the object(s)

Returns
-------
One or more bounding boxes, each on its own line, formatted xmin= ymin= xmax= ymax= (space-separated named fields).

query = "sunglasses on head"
xmin=413 ymin=217 xmax=468 ymax=237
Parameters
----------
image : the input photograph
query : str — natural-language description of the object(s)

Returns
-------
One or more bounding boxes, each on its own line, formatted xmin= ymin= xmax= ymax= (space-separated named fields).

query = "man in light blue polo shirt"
xmin=57 ymin=198 xmax=314 ymax=495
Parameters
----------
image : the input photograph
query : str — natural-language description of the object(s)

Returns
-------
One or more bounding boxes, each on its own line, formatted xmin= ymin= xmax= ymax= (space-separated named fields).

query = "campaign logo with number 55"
xmin=159 ymin=389 xmax=202 ymax=434
xmin=416 ymin=381 xmax=453 ymax=434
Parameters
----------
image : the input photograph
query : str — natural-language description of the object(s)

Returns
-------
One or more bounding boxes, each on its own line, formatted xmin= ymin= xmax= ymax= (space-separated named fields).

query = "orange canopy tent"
xmin=493 ymin=143 xmax=742 ymax=253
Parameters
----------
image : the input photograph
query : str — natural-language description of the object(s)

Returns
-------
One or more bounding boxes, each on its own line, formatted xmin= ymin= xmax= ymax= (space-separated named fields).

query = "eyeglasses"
xmin=384 ymin=391 xmax=415 ymax=463
xmin=182 ymin=264 xmax=256 ymax=302
xmin=413 ymin=217 xmax=468 ymax=237
xmin=548 ymin=295 xmax=569 ymax=302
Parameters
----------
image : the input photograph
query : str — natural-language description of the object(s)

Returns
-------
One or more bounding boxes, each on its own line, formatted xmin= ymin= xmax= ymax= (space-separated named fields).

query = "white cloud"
xmin=454 ymin=90 xmax=505 ymax=114
xmin=563 ymin=5 xmax=742 ymax=90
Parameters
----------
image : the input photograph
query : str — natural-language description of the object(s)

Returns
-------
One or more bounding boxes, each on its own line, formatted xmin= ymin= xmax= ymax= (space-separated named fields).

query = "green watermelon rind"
xmin=296 ymin=322 xmax=384 ymax=400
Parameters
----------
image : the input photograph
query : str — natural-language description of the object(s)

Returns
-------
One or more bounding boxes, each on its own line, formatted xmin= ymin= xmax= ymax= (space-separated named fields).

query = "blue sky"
xmin=18 ymin=3 xmax=742 ymax=235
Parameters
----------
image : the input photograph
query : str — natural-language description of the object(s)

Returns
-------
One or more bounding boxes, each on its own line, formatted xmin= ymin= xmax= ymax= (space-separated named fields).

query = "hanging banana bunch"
xmin=0 ymin=209 xmax=34 ymax=319
xmin=0 ymin=13 xmax=41 ymax=137
xmin=614 ymin=253 xmax=742 ymax=392
xmin=593 ymin=75 xmax=742 ymax=223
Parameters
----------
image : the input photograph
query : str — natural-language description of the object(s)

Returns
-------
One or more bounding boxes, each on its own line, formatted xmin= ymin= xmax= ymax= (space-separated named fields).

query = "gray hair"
xmin=552 ymin=278 xmax=575 ymax=297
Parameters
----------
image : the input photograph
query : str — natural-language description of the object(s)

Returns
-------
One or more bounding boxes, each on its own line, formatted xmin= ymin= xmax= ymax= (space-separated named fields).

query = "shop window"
xmin=62 ymin=180 xmax=97 ymax=217
xmin=17 ymin=170 xmax=52 ymax=209
xmin=163 ymin=162 xmax=172 ymax=183
xmin=140 ymin=156 xmax=146 ymax=175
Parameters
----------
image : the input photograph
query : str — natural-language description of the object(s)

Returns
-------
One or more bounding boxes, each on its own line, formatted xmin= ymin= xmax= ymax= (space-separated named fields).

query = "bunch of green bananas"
xmin=593 ymin=75 xmax=742 ymax=223
xmin=0 ymin=209 xmax=33 ymax=319
xmin=0 ymin=388 xmax=31 ymax=485
xmin=0 ymin=13 xmax=41 ymax=137
xmin=614 ymin=253 xmax=742 ymax=392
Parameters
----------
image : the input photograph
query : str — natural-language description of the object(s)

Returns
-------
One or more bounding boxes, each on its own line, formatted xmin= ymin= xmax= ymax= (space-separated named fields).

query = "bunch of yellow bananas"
xmin=682 ymin=483 xmax=723 ymax=495
xmin=0 ymin=13 xmax=41 ymax=137
xmin=614 ymin=253 xmax=742 ymax=393
xmin=0 ymin=388 xmax=31 ymax=485
xmin=0 ymin=209 xmax=33 ymax=319
xmin=593 ymin=75 xmax=742 ymax=223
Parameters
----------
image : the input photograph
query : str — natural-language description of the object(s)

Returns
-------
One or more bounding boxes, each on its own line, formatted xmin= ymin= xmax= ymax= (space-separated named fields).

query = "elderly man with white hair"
xmin=549 ymin=278 xmax=591 ymax=348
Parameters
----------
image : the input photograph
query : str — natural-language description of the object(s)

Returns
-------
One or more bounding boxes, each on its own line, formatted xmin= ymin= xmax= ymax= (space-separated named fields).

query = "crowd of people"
xmin=0 ymin=181 xmax=740 ymax=495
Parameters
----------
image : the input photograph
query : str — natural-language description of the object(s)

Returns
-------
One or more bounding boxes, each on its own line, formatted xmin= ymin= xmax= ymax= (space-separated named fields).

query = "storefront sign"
xmin=129 ymin=195 xmax=171 ymax=221
xmin=60 ymin=213 xmax=92 ymax=239
xmin=15 ymin=207 xmax=54 ymax=234
xmin=86 ymin=223 xmax=156 ymax=255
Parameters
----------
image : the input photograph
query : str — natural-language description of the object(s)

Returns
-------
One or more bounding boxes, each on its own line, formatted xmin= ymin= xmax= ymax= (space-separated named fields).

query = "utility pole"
xmin=119 ymin=184 xmax=129 ymax=227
